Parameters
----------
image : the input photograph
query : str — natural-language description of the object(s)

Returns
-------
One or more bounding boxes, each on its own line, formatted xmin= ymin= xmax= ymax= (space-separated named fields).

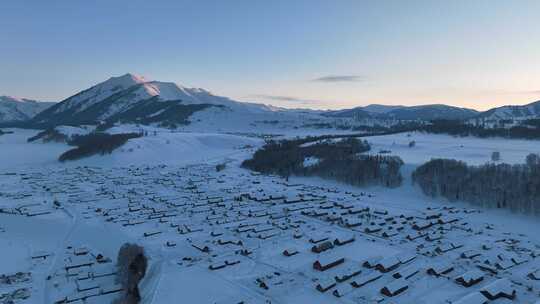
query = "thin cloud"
xmin=312 ymin=75 xmax=365 ymax=83
xmin=249 ymin=94 xmax=322 ymax=105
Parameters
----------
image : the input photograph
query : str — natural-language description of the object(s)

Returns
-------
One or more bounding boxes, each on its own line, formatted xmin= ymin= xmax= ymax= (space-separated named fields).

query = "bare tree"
xmin=412 ymin=157 xmax=540 ymax=216
xmin=526 ymin=153 xmax=540 ymax=167
xmin=491 ymin=151 xmax=500 ymax=162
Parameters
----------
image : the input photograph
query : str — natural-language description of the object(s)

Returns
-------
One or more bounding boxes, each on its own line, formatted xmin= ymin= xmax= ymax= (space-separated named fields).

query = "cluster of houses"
xmin=0 ymin=271 xmax=32 ymax=303
xmin=0 ymin=287 xmax=31 ymax=303
xmin=2 ymin=164 xmax=540 ymax=304
xmin=48 ymin=245 xmax=121 ymax=304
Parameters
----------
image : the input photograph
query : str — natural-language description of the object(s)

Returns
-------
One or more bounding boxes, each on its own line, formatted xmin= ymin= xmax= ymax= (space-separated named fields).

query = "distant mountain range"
xmin=323 ymin=104 xmax=479 ymax=121
xmin=478 ymin=100 xmax=540 ymax=121
xmin=3 ymin=73 xmax=540 ymax=129
xmin=0 ymin=96 xmax=54 ymax=123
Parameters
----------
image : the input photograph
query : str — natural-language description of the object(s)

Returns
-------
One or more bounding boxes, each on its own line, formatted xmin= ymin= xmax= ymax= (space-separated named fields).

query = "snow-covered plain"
xmin=0 ymin=128 xmax=263 ymax=170
xmin=0 ymin=129 xmax=67 ymax=170
xmin=366 ymin=131 xmax=540 ymax=166
xmin=1 ymin=128 xmax=540 ymax=304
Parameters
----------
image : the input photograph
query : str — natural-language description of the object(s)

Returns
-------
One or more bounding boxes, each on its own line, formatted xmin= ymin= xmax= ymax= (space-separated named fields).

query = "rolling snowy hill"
xmin=478 ymin=100 xmax=540 ymax=120
xmin=0 ymin=96 xmax=54 ymax=122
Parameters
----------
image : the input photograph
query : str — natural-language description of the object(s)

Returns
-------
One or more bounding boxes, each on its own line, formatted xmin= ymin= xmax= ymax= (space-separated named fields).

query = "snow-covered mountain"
xmin=322 ymin=107 xmax=372 ymax=119
xmin=478 ymin=100 xmax=540 ymax=120
xmin=324 ymin=104 xmax=478 ymax=121
xmin=29 ymin=72 xmax=540 ymax=132
xmin=31 ymin=73 xmax=274 ymax=128
xmin=0 ymin=96 xmax=54 ymax=122
xmin=362 ymin=104 xmax=405 ymax=114
xmin=383 ymin=104 xmax=478 ymax=120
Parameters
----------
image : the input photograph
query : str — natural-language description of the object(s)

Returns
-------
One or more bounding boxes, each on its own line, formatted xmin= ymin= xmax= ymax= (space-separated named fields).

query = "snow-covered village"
xmin=2 ymin=1 xmax=540 ymax=304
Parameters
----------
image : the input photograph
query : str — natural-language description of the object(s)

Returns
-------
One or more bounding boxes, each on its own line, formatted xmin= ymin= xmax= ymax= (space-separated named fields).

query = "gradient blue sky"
xmin=1 ymin=0 xmax=540 ymax=110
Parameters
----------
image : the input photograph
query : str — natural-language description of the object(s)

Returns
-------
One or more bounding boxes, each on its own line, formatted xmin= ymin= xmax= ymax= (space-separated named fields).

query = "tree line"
xmin=412 ymin=154 xmax=540 ymax=215
xmin=422 ymin=119 xmax=540 ymax=140
xmin=58 ymin=132 xmax=142 ymax=162
xmin=242 ymin=137 xmax=404 ymax=188
xmin=0 ymin=129 xmax=13 ymax=136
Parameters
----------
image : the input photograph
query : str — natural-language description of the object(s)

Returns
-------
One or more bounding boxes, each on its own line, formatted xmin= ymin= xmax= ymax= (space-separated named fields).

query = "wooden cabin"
xmin=334 ymin=234 xmax=356 ymax=246
xmin=312 ymin=241 xmax=334 ymax=253
xmin=461 ymin=250 xmax=481 ymax=259
xmin=455 ymin=270 xmax=484 ymax=287
xmin=283 ymin=248 xmax=299 ymax=257
xmin=309 ymin=234 xmax=329 ymax=244
xmin=363 ymin=256 xmax=382 ymax=269
xmin=451 ymin=292 xmax=488 ymax=304
xmin=315 ymin=278 xmax=336 ymax=292
xmin=192 ymin=242 xmax=211 ymax=253
xmin=334 ymin=266 xmax=362 ymax=282
xmin=343 ymin=217 xmax=362 ymax=227
xmin=480 ymin=278 xmax=516 ymax=300
xmin=380 ymin=278 xmax=408 ymax=297
xmin=375 ymin=256 xmax=400 ymax=273
xmin=528 ymin=269 xmax=540 ymax=280
xmin=332 ymin=283 xmax=354 ymax=298
xmin=426 ymin=262 xmax=454 ymax=276
xmin=350 ymin=272 xmax=382 ymax=288
xmin=393 ymin=265 xmax=420 ymax=280
xmin=313 ymin=257 xmax=344 ymax=271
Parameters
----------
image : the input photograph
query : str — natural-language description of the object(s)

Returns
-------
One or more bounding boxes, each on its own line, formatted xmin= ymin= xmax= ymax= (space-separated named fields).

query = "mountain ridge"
xmin=477 ymin=100 xmax=540 ymax=120
xmin=29 ymin=73 xmax=277 ymax=128
xmin=324 ymin=103 xmax=479 ymax=121
xmin=0 ymin=96 xmax=55 ymax=123
xmin=6 ymin=73 xmax=540 ymax=128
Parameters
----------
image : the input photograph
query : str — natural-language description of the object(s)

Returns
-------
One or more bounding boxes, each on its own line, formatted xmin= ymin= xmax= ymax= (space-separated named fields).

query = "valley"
xmin=1 ymin=128 xmax=540 ymax=304
xmin=1 ymin=75 xmax=540 ymax=304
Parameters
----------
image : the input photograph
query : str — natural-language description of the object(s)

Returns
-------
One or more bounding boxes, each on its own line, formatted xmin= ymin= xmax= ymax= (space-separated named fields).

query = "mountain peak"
xmin=0 ymin=96 xmax=54 ymax=122
xmin=106 ymin=73 xmax=148 ymax=86
xmin=0 ymin=95 xmax=29 ymax=103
